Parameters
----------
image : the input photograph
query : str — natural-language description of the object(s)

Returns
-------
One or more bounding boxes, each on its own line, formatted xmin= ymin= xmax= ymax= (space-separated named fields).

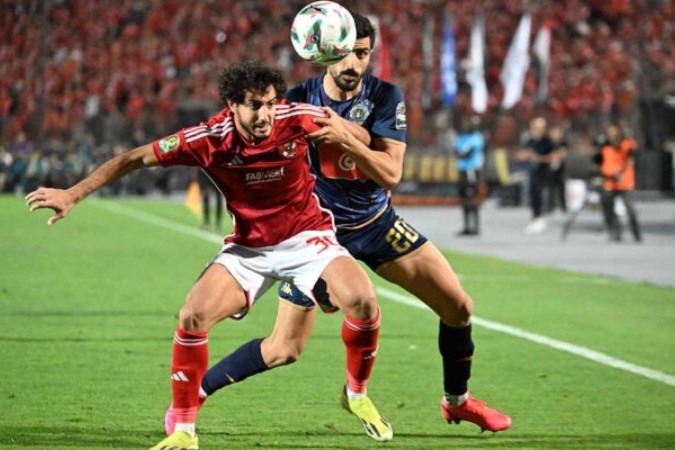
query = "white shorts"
xmin=211 ymin=230 xmax=351 ymax=318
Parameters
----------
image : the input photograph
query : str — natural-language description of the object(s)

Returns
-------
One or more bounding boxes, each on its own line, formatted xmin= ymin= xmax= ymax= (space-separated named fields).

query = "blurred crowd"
xmin=1 ymin=0 xmax=673 ymax=195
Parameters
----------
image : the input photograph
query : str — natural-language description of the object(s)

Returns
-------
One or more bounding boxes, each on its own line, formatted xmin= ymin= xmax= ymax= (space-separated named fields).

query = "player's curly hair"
xmin=218 ymin=60 xmax=287 ymax=105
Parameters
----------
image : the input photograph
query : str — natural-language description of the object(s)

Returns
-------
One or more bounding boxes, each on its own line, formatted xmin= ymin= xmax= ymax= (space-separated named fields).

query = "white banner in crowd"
xmin=467 ymin=14 xmax=488 ymax=113
xmin=533 ymin=21 xmax=552 ymax=102
xmin=500 ymin=13 xmax=531 ymax=109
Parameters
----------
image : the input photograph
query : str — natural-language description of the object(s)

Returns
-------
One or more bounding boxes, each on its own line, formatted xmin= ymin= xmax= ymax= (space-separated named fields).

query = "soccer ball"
xmin=290 ymin=1 xmax=356 ymax=66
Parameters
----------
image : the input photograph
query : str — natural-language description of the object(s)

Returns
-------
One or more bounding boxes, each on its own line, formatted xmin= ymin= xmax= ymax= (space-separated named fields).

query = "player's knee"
xmin=341 ymin=290 xmax=378 ymax=321
xmin=272 ymin=346 xmax=303 ymax=366
xmin=263 ymin=339 xmax=304 ymax=367
xmin=178 ymin=305 xmax=212 ymax=332
xmin=440 ymin=292 xmax=474 ymax=327
xmin=459 ymin=293 xmax=474 ymax=319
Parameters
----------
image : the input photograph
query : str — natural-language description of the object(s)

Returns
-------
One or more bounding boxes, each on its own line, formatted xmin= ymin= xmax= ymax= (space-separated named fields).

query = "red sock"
xmin=171 ymin=327 xmax=209 ymax=424
xmin=341 ymin=308 xmax=381 ymax=394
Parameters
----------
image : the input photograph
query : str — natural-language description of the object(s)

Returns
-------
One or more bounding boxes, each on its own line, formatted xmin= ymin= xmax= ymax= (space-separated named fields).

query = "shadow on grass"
xmin=0 ymin=335 xmax=171 ymax=343
xmin=200 ymin=429 xmax=675 ymax=450
xmin=2 ymin=310 xmax=174 ymax=317
xmin=0 ymin=425 xmax=154 ymax=449
xmin=2 ymin=426 xmax=673 ymax=450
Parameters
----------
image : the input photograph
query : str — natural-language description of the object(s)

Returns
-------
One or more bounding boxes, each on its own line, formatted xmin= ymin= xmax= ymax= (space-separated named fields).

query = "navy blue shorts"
xmin=278 ymin=206 xmax=428 ymax=310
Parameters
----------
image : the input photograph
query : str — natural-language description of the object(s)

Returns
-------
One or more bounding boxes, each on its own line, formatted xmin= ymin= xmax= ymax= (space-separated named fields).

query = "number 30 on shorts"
xmin=385 ymin=218 xmax=420 ymax=253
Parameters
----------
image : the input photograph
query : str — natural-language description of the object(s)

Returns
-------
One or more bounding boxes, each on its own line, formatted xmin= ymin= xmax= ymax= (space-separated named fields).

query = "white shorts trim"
xmin=211 ymin=230 xmax=351 ymax=318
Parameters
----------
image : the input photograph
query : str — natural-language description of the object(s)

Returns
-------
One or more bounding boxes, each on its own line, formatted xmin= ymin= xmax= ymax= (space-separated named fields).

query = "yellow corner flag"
xmin=185 ymin=180 xmax=202 ymax=218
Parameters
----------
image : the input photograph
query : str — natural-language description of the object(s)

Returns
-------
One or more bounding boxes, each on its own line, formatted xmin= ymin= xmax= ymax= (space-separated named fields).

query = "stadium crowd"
xmin=1 ymin=0 xmax=673 ymax=194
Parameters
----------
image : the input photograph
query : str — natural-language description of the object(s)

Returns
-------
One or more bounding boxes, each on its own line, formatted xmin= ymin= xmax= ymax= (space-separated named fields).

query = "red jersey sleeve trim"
xmin=275 ymin=102 xmax=325 ymax=134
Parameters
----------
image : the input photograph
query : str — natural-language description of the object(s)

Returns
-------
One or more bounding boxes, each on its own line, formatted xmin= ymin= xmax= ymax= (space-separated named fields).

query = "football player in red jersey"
xmin=192 ymin=13 xmax=511 ymax=439
xmin=26 ymin=60 xmax=392 ymax=449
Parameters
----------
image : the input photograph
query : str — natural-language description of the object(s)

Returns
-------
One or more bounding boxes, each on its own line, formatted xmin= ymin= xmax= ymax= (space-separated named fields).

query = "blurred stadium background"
xmin=2 ymin=1 xmax=675 ymax=449
xmin=1 ymin=0 xmax=674 ymax=198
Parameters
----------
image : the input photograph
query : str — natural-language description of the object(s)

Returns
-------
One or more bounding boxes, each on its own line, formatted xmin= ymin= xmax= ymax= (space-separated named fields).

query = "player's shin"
xmin=171 ymin=327 xmax=209 ymax=436
xmin=201 ymin=338 xmax=269 ymax=396
xmin=341 ymin=307 xmax=381 ymax=396
xmin=438 ymin=321 xmax=474 ymax=406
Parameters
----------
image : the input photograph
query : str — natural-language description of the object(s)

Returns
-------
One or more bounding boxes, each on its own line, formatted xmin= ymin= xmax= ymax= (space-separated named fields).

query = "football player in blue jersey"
xmin=167 ymin=12 xmax=511 ymax=439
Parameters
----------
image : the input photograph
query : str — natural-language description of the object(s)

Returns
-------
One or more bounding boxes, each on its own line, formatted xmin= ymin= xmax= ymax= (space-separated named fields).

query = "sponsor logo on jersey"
xmin=338 ymin=153 xmax=356 ymax=171
xmin=229 ymin=154 xmax=244 ymax=166
xmin=245 ymin=166 xmax=285 ymax=184
xmin=348 ymin=100 xmax=373 ymax=125
xmin=319 ymin=143 xmax=368 ymax=182
xmin=158 ymin=134 xmax=180 ymax=153
xmin=395 ymin=102 xmax=407 ymax=130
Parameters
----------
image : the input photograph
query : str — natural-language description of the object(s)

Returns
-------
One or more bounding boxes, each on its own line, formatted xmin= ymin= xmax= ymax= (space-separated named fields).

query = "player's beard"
xmin=331 ymin=68 xmax=362 ymax=92
xmin=247 ymin=119 xmax=272 ymax=141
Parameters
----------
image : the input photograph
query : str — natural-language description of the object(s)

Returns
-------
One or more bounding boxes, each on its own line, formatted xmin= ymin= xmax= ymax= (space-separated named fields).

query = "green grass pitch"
xmin=1 ymin=195 xmax=674 ymax=449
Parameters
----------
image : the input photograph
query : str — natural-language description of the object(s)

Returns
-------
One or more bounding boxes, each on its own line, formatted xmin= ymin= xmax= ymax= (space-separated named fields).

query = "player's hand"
xmin=307 ymin=107 xmax=354 ymax=146
xmin=25 ymin=187 xmax=76 ymax=226
xmin=514 ymin=149 xmax=534 ymax=162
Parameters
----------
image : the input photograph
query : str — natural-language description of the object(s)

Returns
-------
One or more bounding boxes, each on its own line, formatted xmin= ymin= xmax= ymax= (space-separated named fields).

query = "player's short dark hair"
xmin=351 ymin=12 xmax=376 ymax=49
xmin=218 ymin=60 xmax=287 ymax=105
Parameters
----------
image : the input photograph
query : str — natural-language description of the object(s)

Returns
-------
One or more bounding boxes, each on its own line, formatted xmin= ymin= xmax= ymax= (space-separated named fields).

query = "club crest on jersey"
xmin=348 ymin=100 xmax=373 ymax=125
xmin=279 ymin=141 xmax=298 ymax=159
xmin=158 ymin=134 xmax=180 ymax=153
xmin=395 ymin=102 xmax=407 ymax=130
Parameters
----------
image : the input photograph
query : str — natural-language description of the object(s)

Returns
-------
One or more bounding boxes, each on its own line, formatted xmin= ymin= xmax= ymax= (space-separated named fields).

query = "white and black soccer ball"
xmin=290 ymin=1 xmax=356 ymax=66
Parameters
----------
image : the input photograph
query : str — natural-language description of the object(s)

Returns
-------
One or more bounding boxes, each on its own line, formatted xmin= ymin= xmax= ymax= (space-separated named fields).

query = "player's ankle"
xmin=445 ymin=392 xmax=468 ymax=407
xmin=175 ymin=423 xmax=196 ymax=437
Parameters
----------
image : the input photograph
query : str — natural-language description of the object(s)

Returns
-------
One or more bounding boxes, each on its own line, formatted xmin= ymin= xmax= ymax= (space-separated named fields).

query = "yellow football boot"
xmin=149 ymin=430 xmax=198 ymax=450
xmin=340 ymin=386 xmax=393 ymax=442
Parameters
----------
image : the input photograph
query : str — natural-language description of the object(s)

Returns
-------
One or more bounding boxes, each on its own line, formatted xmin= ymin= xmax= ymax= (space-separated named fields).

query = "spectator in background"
xmin=547 ymin=124 xmax=568 ymax=214
xmin=519 ymin=117 xmax=555 ymax=234
xmin=0 ymin=145 xmax=12 ymax=192
xmin=600 ymin=123 xmax=642 ymax=242
xmin=454 ymin=115 xmax=485 ymax=236
xmin=5 ymin=131 xmax=33 ymax=193
xmin=197 ymin=169 xmax=223 ymax=232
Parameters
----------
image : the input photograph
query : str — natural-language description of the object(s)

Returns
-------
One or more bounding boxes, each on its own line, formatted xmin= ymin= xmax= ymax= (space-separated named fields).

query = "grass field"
xmin=1 ymin=194 xmax=674 ymax=450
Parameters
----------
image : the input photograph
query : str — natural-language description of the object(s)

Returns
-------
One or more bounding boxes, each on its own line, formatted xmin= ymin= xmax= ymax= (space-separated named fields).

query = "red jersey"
xmin=152 ymin=101 xmax=334 ymax=247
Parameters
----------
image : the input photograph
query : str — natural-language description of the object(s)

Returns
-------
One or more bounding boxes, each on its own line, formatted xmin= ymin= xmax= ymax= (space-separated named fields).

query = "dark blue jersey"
xmin=287 ymin=74 xmax=407 ymax=228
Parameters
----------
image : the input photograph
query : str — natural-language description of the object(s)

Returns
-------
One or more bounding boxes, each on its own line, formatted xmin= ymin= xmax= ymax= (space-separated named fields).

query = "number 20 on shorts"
xmin=385 ymin=219 xmax=419 ymax=253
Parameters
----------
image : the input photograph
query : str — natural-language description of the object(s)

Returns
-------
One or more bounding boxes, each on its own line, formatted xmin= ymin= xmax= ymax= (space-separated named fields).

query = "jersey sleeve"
xmin=369 ymin=84 xmax=407 ymax=143
xmin=151 ymin=113 xmax=231 ymax=167
xmin=151 ymin=131 xmax=200 ymax=167
xmin=285 ymin=101 xmax=325 ymax=134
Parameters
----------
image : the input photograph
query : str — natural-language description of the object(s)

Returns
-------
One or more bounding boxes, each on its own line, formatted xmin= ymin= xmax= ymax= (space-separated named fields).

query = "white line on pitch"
xmin=376 ymin=286 xmax=675 ymax=388
xmin=93 ymin=199 xmax=675 ymax=388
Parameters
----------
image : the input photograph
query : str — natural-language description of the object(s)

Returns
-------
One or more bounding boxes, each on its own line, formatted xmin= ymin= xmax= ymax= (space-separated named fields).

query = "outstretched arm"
xmin=26 ymin=144 xmax=159 ymax=225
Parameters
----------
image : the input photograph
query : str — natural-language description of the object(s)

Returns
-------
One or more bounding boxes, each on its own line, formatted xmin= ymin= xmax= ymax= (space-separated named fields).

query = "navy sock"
xmin=201 ymin=338 xmax=268 ymax=396
xmin=438 ymin=322 xmax=474 ymax=396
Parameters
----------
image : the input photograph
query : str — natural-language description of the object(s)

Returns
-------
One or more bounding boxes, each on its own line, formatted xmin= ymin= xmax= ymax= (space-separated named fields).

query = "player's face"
xmin=229 ymin=86 xmax=278 ymax=142
xmin=328 ymin=37 xmax=372 ymax=92
xmin=606 ymin=125 xmax=621 ymax=144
